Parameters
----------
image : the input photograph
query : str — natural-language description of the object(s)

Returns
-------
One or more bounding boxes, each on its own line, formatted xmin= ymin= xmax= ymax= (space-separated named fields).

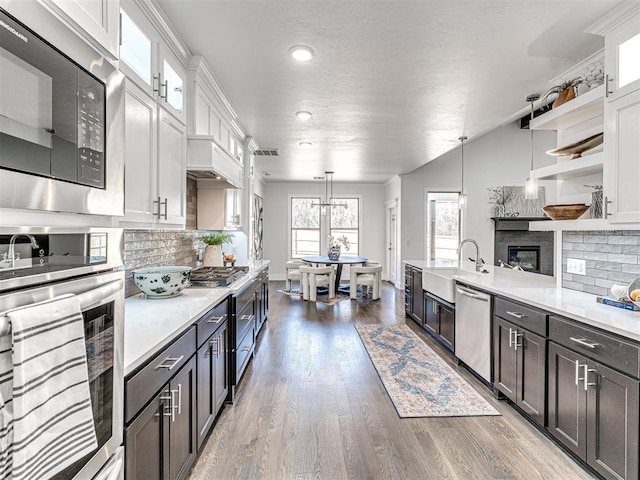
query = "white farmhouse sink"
xmin=422 ymin=267 xmax=484 ymax=303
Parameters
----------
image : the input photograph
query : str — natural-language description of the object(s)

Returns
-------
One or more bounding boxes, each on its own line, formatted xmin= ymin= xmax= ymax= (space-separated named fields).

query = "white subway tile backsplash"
xmin=562 ymin=230 xmax=640 ymax=296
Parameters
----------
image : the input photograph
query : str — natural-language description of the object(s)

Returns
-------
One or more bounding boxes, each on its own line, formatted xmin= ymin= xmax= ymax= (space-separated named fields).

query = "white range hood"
xmin=187 ymin=136 xmax=242 ymax=188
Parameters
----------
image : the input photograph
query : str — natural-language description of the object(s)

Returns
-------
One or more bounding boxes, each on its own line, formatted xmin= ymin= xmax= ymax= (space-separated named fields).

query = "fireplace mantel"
xmin=491 ymin=217 xmax=550 ymax=231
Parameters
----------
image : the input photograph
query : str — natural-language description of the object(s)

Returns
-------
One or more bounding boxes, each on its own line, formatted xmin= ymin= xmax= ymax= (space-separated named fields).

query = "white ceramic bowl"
xmin=628 ymin=278 xmax=640 ymax=308
xmin=132 ymin=266 xmax=192 ymax=298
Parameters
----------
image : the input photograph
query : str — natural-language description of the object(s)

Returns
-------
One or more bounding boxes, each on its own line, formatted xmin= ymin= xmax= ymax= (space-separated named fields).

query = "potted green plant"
xmin=541 ymin=77 xmax=582 ymax=109
xmin=201 ymin=232 xmax=234 ymax=266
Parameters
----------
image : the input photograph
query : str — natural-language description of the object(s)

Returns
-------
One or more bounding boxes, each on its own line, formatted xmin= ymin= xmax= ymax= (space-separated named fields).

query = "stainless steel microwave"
xmin=0 ymin=6 xmax=125 ymax=216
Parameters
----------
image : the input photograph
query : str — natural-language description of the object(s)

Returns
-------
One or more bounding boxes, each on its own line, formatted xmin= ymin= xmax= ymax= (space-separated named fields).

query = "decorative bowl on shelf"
xmin=628 ymin=278 xmax=640 ymax=308
xmin=545 ymin=132 xmax=603 ymax=159
xmin=132 ymin=266 xmax=192 ymax=298
xmin=542 ymin=204 xmax=590 ymax=221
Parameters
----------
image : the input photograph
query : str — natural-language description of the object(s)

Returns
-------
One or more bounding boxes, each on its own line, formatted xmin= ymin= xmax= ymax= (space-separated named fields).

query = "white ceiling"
xmin=156 ymin=0 xmax=623 ymax=183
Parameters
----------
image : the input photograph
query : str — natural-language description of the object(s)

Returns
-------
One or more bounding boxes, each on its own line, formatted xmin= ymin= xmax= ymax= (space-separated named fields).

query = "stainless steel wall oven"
xmin=0 ymin=227 xmax=125 ymax=479
xmin=0 ymin=6 xmax=124 ymax=216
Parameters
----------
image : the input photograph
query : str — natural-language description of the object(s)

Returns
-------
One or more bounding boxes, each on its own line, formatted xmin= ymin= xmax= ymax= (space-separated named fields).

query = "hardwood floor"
xmin=188 ymin=282 xmax=595 ymax=480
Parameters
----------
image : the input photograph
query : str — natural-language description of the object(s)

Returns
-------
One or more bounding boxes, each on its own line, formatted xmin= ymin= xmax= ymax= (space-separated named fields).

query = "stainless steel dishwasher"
xmin=455 ymin=283 xmax=492 ymax=382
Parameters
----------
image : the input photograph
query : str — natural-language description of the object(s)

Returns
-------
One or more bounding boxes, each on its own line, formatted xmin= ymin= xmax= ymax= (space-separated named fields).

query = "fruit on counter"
xmin=224 ymin=254 xmax=235 ymax=261
xmin=630 ymin=289 xmax=640 ymax=302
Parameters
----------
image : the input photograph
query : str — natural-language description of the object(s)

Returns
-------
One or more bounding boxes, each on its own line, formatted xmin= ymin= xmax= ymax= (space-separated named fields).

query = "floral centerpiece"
xmin=327 ymin=235 xmax=350 ymax=260
xmin=487 ymin=187 xmax=514 ymax=218
xmin=201 ymin=232 xmax=234 ymax=266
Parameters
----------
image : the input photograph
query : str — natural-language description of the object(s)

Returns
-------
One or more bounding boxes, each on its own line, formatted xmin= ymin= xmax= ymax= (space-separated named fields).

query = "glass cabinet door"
xmin=163 ymin=58 xmax=184 ymax=115
xmin=119 ymin=8 xmax=153 ymax=90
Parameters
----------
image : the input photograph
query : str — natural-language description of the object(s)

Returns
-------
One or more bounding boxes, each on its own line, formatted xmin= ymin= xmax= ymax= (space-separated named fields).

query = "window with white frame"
xmin=291 ymin=197 xmax=321 ymax=258
xmin=330 ymin=198 xmax=360 ymax=256
xmin=426 ymin=192 xmax=461 ymax=260
xmin=289 ymin=195 xmax=361 ymax=258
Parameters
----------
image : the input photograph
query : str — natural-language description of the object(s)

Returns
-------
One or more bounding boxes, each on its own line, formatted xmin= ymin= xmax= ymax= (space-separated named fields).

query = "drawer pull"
xmin=570 ymin=337 xmax=599 ymax=349
xmin=240 ymin=314 xmax=254 ymax=321
xmin=506 ymin=310 xmax=527 ymax=319
xmin=207 ymin=315 xmax=226 ymax=324
xmin=156 ymin=355 xmax=184 ymax=370
xmin=241 ymin=345 xmax=251 ymax=353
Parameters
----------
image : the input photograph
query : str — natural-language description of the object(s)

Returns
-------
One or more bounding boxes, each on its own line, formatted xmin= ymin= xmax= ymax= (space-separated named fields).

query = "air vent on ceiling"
xmin=253 ymin=148 xmax=280 ymax=156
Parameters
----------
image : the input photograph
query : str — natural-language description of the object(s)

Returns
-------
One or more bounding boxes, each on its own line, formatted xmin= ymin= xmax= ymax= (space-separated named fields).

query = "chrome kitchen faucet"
xmin=457 ymin=238 xmax=486 ymax=272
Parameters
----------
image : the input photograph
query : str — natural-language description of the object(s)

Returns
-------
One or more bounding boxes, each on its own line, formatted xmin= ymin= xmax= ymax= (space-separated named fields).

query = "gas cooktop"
xmin=189 ymin=266 xmax=249 ymax=288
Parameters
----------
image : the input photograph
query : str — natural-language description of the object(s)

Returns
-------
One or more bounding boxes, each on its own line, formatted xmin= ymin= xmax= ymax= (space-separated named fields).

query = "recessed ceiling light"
xmin=296 ymin=111 xmax=313 ymax=120
xmin=299 ymin=141 xmax=312 ymax=148
xmin=289 ymin=45 xmax=314 ymax=62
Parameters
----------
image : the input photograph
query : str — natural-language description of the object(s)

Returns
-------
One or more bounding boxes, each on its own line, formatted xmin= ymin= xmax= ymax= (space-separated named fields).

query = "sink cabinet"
xmin=547 ymin=315 xmax=639 ymax=480
xmin=404 ymin=265 xmax=423 ymax=325
xmin=424 ymin=292 xmax=455 ymax=352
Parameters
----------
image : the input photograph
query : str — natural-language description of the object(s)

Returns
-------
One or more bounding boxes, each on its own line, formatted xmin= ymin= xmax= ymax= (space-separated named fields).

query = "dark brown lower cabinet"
xmin=548 ymin=341 xmax=639 ymax=480
xmin=125 ymin=356 xmax=197 ymax=480
xmin=196 ymin=321 xmax=228 ymax=449
xmin=494 ymin=317 xmax=546 ymax=425
xmin=423 ymin=292 xmax=454 ymax=352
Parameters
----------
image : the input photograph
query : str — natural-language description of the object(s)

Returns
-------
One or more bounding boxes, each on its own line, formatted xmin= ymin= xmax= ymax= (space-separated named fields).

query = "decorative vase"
xmin=495 ymin=204 xmax=506 ymax=218
xmin=203 ymin=244 xmax=223 ymax=266
xmin=552 ymin=87 xmax=575 ymax=108
xmin=328 ymin=246 xmax=341 ymax=261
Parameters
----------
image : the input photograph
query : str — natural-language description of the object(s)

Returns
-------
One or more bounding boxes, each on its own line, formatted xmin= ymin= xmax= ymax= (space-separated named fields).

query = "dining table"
xmin=301 ymin=255 xmax=368 ymax=294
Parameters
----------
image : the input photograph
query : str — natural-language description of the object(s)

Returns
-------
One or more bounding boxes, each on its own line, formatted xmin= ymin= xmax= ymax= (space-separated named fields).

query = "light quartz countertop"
xmin=124 ymin=260 xmax=270 ymax=376
xmin=404 ymin=259 xmax=640 ymax=343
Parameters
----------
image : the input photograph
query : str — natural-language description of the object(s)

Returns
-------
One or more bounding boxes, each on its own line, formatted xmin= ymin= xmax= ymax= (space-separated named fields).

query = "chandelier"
xmin=311 ymin=171 xmax=347 ymax=213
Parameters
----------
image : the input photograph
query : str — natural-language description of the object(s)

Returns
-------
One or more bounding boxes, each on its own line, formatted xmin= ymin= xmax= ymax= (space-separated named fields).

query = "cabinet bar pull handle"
xmin=604 ymin=196 xmax=612 ymax=217
xmin=210 ymin=336 xmax=219 ymax=356
xmin=508 ymin=328 xmax=513 ymax=348
xmin=575 ymin=361 xmax=586 ymax=387
xmin=153 ymin=74 xmax=162 ymax=95
xmin=506 ymin=310 xmax=527 ymax=319
xmin=161 ymin=80 xmax=168 ymax=101
xmin=514 ymin=332 xmax=523 ymax=351
xmin=584 ymin=364 xmax=597 ymax=391
xmin=161 ymin=198 xmax=168 ymax=220
xmin=240 ymin=314 xmax=254 ymax=321
xmin=156 ymin=355 xmax=184 ymax=370
xmin=177 ymin=383 xmax=182 ymax=416
xmin=570 ymin=337 xmax=599 ymax=349
xmin=241 ymin=345 xmax=251 ymax=352
xmin=153 ymin=196 xmax=162 ymax=218
xmin=605 ymin=74 xmax=614 ymax=98
xmin=207 ymin=315 xmax=226 ymax=324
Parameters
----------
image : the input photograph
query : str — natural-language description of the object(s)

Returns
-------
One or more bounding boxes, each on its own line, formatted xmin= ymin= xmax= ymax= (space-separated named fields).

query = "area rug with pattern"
xmin=355 ymin=324 xmax=501 ymax=418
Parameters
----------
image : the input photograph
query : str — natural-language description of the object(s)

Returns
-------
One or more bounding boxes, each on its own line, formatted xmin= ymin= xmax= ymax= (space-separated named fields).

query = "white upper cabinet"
xmin=589 ymin=5 xmax=640 ymax=223
xmin=119 ymin=1 xmax=186 ymax=124
xmin=602 ymin=11 xmax=640 ymax=101
xmin=38 ymin=0 xmax=120 ymax=59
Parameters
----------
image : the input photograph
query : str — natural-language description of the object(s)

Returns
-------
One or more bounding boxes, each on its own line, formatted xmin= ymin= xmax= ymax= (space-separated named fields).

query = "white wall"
xmin=263 ymin=181 xmax=386 ymax=279
xmin=401 ymin=121 xmax=557 ymax=265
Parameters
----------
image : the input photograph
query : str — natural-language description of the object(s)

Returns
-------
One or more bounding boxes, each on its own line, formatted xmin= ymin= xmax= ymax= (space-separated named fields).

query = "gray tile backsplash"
xmin=563 ymin=230 xmax=640 ymax=296
xmin=124 ymin=229 xmax=202 ymax=297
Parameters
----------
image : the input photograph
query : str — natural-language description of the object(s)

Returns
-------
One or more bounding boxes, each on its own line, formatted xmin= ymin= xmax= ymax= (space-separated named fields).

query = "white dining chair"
xmin=284 ymin=259 xmax=306 ymax=292
xmin=350 ymin=264 xmax=383 ymax=300
xmin=299 ymin=265 xmax=335 ymax=301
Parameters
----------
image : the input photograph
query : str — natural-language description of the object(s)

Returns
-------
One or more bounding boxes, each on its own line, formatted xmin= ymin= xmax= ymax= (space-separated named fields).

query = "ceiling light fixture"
xmin=311 ymin=171 xmax=347 ymax=215
xmin=296 ymin=111 xmax=313 ymax=120
xmin=458 ymin=136 xmax=468 ymax=209
xmin=299 ymin=141 xmax=312 ymax=148
xmin=525 ymin=93 xmax=541 ymax=200
xmin=289 ymin=45 xmax=314 ymax=62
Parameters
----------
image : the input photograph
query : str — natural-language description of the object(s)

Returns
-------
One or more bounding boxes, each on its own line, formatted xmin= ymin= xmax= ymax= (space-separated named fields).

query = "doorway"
xmin=386 ymin=200 xmax=398 ymax=285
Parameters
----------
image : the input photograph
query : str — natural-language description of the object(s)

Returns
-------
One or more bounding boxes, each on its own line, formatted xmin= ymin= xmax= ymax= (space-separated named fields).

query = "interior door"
xmin=387 ymin=205 xmax=397 ymax=285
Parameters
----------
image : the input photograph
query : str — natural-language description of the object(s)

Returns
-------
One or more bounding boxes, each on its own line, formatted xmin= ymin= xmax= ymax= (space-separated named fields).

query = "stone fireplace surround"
xmin=492 ymin=217 xmax=554 ymax=276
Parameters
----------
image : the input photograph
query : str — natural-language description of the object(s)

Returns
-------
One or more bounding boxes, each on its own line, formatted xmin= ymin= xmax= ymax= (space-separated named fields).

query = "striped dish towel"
xmin=1 ymin=294 xmax=97 ymax=480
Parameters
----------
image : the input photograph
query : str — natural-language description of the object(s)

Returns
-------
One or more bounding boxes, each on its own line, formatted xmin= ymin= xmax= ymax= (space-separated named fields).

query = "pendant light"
xmin=525 ymin=94 xmax=541 ymax=200
xmin=311 ymin=171 xmax=347 ymax=215
xmin=458 ymin=136 xmax=468 ymax=208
